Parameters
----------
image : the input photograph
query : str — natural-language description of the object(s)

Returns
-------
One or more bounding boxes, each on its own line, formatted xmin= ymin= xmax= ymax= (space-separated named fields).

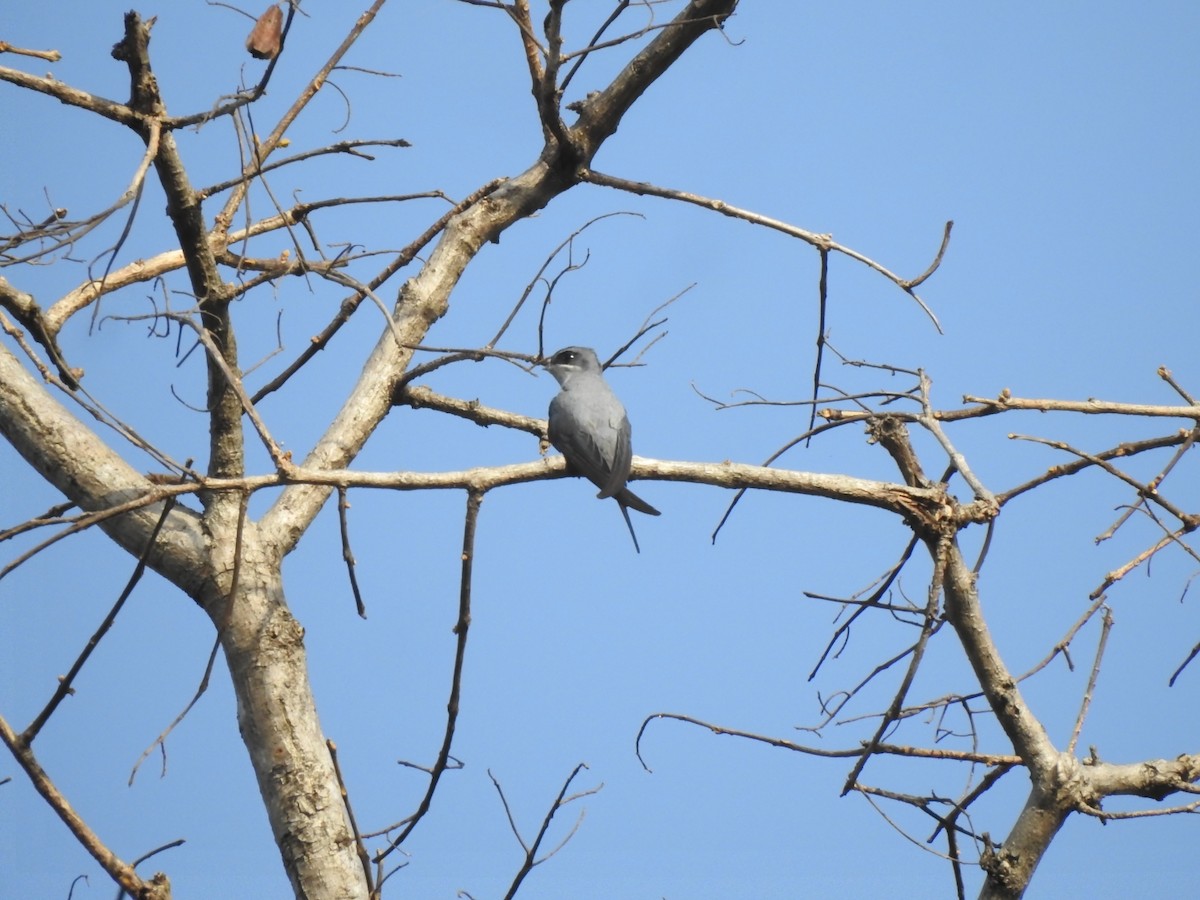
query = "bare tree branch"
xmin=0 ymin=714 xmax=171 ymax=900
xmin=579 ymin=167 xmax=946 ymax=331
xmin=374 ymin=489 xmax=483 ymax=864
xmin=492 ymin=763 xmax=602 ymax=899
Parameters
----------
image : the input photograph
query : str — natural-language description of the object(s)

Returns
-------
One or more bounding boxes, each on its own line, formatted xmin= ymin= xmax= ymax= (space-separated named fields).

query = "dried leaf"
xmin=246 ymin=4 xmax=283 ymax=60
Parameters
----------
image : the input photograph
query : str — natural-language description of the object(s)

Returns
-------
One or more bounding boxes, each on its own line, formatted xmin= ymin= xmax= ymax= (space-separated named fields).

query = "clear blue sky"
xmin=3 ymin=3 xmax=1199 ymax=898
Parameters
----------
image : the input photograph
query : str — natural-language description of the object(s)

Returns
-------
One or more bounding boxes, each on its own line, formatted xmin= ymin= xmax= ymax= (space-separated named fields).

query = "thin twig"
xmin=1067 ymin=608 xmax=1113 ymax=755
xmin=87 ymin=117 xmax=162 ymax=334
xmin=128 ymin=838 xmax=186 ymax=872
xmin=917 ymin=371 xmax=995 ymax=506
xmin=496 ymin=211 xmax=641 ymax=352
xmin=185 ymin=319 xmax=293 ymax=471
xmin=250 ymin=179 xmax=505 ymax=404
xmin=808 ymin=246 xmax=829 ymax=440
xmin=213 ymin=0 xmax=387 ymax=228
xmin=806 ymin=535 xmax=922 ymax=681
xmin=373 ymin=489 xmax=482 ymax=864
xmin=634 ymin=712 xmax=1019 ymax=774
xmin=580 ymin=167 xmax=945 ymax=332
xmin=0 ymin=40 xmax=62 ymax=62
xmin=1009 ymin=433 xmax=1192 ymax=529
xmin=129 ymin=636 xmax=221 ymax=785
xmin=23 ymin=498 xmax=177 ymax=743
xmin=329 ymin=740 xmax=374 ymax=895
xmin=839 ymin=547 xmax=946 ymax=796
xmin=997 ymin=432 xmax=1190 ymax=507
xmin=0 ymin=714 xmax=166 ymax=900
xmin=493 ymin=763 xmax=601 ymax=899
xmin=337 ymin=487 xmax=367 ymax=618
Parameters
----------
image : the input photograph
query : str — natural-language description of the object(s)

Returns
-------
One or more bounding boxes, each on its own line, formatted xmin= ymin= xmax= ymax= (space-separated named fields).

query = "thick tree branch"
xmin=0 ymin=276 xmax=79 ymax=387
xmin=0 ymin=63 xmax=142 ymax=127
xmin=0 ymin=341 xmax=206 ymax=589
xmin=3 ymin=450 xmax=937 ymax=520
xmin=963 ymin=393 xmax=1200 ymax=420
xmin=570 ymin=0 xmax=739 ymax=161
xmin=941 ymin=543 xmax=1056 ymax=773
xmin=111 ymin=12 xmax=244 ymax=495
xmin=208 ymin=558 xmax=367 ymax=898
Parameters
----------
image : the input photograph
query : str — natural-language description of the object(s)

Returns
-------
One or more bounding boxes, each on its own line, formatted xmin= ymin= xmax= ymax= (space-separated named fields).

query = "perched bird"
xmin=544 ymin=346 xmax=660 ymax=552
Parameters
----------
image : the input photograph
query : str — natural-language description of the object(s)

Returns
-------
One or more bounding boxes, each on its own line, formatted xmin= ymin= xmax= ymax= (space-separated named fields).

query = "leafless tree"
xmin=2 ymin=4 xmax=1197 ymax=900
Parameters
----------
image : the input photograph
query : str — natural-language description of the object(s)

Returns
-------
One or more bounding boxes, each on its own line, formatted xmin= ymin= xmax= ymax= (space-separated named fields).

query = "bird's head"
xmin=542 ymin=346 xmax=602 ymax=386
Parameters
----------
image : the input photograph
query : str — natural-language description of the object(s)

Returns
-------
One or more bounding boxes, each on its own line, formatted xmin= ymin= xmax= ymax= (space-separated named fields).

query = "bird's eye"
xmin=553 ymin=350 xmax=577 ymax=365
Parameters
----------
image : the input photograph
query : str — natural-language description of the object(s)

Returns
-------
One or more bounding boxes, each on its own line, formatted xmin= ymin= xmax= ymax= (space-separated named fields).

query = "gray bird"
xmin=544 ymin=346 xmax=660 ymax=552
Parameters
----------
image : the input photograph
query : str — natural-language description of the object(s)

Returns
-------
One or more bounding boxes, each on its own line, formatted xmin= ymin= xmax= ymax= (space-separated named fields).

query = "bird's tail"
xmin=619 ymin=503 xmax=642 ymax=554
xmin=615 ymin=487 xmax=660 ymax=517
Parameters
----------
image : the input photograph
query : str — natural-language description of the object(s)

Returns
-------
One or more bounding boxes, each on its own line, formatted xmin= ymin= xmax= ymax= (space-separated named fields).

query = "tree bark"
xmin=207 ymin=544 xmax=365 ymax=899
xmin=0 ymin=341 xmax=206 ymax=591
xmin=978 ymin=787 xmax=1069 ymax=900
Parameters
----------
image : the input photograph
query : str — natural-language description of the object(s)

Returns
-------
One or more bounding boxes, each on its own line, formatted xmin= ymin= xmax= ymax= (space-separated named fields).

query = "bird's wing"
xmin=597 ymin=415 xmax=633 ymax=499
xmin=548 ymin=395 xmax=615 ymax=492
